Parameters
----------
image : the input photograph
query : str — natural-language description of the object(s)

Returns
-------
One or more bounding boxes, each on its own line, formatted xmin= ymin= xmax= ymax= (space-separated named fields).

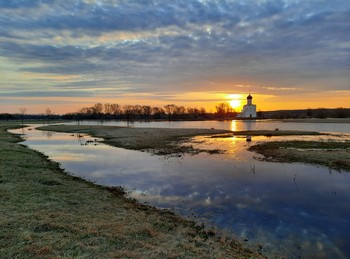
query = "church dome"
xmin=247 ymin=94 xmax=252 ymax=99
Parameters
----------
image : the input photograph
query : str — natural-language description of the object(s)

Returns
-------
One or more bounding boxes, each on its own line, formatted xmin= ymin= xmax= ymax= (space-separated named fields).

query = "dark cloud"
xmin=0 ymin=0 xmax=349 ymax=98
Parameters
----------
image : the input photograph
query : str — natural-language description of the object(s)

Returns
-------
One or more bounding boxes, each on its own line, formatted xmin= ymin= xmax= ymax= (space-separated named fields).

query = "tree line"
xmin=1 ymin=104 xmax=349 ymax=122
xmin=63 ymin=102 xmax=238 ymax=121
xmin=260 ymin=107 xmax=350 ymax=119
xmin=0 ymin=102 xmax=237 ymax=122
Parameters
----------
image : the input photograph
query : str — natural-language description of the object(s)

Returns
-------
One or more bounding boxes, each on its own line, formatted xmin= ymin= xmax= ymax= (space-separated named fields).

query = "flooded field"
xmin=69 ymin=119 xmax=350 ymax=134
xmin=10 ymin=121 xmax=350 ymax=258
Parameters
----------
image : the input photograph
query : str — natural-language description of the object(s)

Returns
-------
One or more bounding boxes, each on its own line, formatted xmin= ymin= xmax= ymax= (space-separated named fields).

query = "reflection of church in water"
xmin=237 ymin=93 xmax=257 ymax=119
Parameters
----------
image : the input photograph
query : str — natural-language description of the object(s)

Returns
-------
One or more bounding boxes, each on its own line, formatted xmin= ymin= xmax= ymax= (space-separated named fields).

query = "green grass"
xmin=0 ymin=123 xmax=264 ymax=258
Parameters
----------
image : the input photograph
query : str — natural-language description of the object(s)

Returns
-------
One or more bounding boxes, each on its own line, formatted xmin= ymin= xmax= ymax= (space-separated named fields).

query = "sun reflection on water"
xmin=230 ymin=120 xmax=237 ymax=131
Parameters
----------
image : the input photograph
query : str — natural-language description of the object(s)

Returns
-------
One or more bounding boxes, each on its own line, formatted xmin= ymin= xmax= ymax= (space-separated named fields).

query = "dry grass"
xmin=249 ymin=140 xmax=350 ymax=172
xmin=0 ymin=123 xmax=264 ymax=258
xmin=38 ymin=125 xmax=326 ymax=156
xmin=38 ymin=125 xmax=232 ymax=155
xmin=211 ymin=130 xmax=324 ymax=138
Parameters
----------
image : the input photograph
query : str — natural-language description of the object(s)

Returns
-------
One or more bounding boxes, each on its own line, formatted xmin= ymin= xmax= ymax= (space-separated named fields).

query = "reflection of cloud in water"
xmin=54 ymin=155 xmax=83 ymax=161
xmin=131 ymin=192 xmax=184 ymax=205
xmin=91 ymin=170 xmax=109 ymax=178
xmin=14 ymin=125 xmax=350 ymax=259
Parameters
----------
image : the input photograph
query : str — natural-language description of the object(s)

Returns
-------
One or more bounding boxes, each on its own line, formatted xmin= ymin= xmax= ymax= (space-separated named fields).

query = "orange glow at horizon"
xmin=1 ymin=90 xmax=350 ymax=114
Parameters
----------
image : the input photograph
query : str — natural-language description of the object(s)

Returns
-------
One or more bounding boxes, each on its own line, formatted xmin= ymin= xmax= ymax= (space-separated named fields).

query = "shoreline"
xmin=37 ymin=124 xmax=349 ymax=172
xmin=38 ymin=124 xmax=326 ymax=156
xmin=0 ymin=123 xmax=265 ymax=258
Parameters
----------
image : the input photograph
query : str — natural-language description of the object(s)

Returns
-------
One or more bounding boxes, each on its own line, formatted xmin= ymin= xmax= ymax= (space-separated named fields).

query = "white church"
xmin=237 ymin=93 xmax=257 ymax=119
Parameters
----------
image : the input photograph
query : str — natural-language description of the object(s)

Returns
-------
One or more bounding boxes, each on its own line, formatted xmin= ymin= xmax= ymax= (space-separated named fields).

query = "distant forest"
xmin=1 ymin=102 xmax=350 ymax=122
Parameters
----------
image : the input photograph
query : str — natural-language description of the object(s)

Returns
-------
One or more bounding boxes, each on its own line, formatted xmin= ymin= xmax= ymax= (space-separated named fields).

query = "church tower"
xmin=247 ymin=94 xmax=253 ymax=105
xmin=238 ymin=93 xmax=257 ymax=118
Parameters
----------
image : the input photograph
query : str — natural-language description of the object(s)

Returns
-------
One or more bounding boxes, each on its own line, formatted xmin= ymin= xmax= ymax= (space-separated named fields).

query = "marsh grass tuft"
xmin=105 ymin=185 xmax=128 ymax=196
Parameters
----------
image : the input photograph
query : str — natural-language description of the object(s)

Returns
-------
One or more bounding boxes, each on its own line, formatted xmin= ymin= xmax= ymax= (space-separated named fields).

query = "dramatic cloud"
xmin=0 ymin=0 xmax=349 ymax=112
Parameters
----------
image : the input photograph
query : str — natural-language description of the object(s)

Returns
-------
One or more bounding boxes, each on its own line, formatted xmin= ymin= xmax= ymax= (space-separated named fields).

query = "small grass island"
xmin=249 ymin=140 xmax=350 ymax=172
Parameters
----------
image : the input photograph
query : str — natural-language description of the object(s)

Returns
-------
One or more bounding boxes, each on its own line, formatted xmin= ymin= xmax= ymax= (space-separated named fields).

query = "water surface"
xmin=10 ymin=123 xmax=350 ymax=258
xmin=69 ymin=119 xmax=350 ymax=134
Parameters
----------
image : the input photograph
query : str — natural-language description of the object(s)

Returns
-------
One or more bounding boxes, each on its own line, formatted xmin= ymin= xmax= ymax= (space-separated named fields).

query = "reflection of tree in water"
xmin=19 ymin=107 xmax=26 ymax=126
xmin=293 ymin=174 xmax=299 ymax=192
xmin=126 ymin=120 xmax=134 ymax=127
xmin=74 ymin=133 xmax=84 ymax=145
xmin=250 ymin=164 xmax=256 ymax=174
xmin=45 ymin=108 xmax=53 ymax=124
xmin=44 ymin=130 xmax=53 ymax=138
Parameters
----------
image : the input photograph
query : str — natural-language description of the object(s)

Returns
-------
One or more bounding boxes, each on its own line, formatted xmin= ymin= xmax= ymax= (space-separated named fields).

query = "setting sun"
xmin=229 ymin=99 xmax=241 ymax=109
xmin=227 ymin=94 xmax=243 ymax=110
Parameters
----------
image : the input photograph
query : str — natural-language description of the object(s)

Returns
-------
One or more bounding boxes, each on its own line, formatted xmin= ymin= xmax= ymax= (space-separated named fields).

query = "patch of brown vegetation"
xmin=249 ymin=140 xmax=350 ymax=172
xmin=38 ymin=124 xmax=232 ymax=155
xmin=39 ymin=125 xmax=326 ymax=157
xmin=212 ymin=130 xmax=324 ymax=138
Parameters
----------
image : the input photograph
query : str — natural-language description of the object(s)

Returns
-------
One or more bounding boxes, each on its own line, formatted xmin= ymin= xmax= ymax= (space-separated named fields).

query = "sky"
xmin=0 ymin=0 xmax=349 ymax=114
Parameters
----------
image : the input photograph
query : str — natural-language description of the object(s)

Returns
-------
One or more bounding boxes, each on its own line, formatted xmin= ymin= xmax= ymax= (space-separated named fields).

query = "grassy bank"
xmin=0 ymin=123 xmax=264 ymax=258
xmin=249 ymin=141 xmax=350 ymax=172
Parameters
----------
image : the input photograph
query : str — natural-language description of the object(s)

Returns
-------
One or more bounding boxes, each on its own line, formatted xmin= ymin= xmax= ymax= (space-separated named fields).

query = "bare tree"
xmin=19 ymin=108 xmax=27 ymax=126
xmin=79 ymin=107 xmax=93 ymax=115
xmin=103 ymin=103 xmax=114 ymax=115
xmin=142 ymin=105 xmax=152 ymax=120
xmin=164 ymin=104 xmax=179 ymax=120
xmin=123 ymin=105 xmax=136 ymax=120
xmin=93 ymin=103 xmax=103 ymax=115
xmin=45 ymin=108 xmax=52 ymax=124
xmin=152 ymin=107 xmax=165 ymax=119
xmin=187 ymin=107 xmax=204 ymax=119
xmin=176 ymin=106 xmax=186 ymax=115
xmin=215 ymin=103 xmax=227 ymax=115
xmin=110 ymin=104 xmax=121 ymax=117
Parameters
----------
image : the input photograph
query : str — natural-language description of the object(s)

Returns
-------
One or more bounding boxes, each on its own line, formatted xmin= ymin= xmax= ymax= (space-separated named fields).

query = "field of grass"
xmin=249 ymin=140 xmax=350 ymax=172
xmin=0 ymin=123 xmax=264 ymax=258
